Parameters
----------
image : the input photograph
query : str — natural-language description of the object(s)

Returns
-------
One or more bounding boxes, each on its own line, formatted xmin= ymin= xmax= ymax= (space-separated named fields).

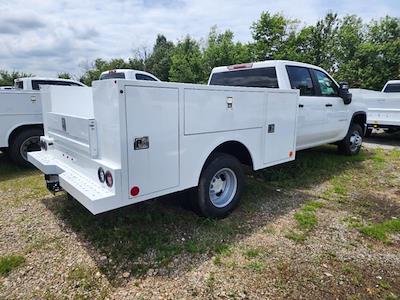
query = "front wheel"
xmin=338 ymin=123 xmax=363 ymax=156
xmin=195 ymin=153 xmax=244 ymax=218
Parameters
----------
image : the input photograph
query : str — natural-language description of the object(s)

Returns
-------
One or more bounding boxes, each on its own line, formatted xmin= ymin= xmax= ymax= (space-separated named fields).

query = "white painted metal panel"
xmin=125 ymin=85 xmax=179 ymax=197
xmin=351 ymin=89 xmax=400 ymax=127
xmin=264 ymin=92 xmax=298 ymax=164
xmin=184 ymin=88 xmax=266 ymax=135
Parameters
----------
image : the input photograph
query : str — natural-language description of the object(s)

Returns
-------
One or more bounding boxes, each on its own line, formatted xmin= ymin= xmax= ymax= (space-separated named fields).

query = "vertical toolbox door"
xmin=125 ymin=85 xmax=179 ymax=198
xmin=264 ymin=91 xmax=298 ymax=165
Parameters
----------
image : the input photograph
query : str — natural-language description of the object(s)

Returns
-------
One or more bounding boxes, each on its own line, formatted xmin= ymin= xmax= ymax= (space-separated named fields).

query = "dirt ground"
xmin=0 ymin=142 xmax=399 ymax=300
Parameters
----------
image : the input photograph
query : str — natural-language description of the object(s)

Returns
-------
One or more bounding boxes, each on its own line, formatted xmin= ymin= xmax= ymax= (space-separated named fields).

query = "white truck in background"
xmin=351 ymin=80 xmax=400 ymax=136
xmin=0 ymin=77 xmax=86 ymax=166
xmin=99 ymin=69 xmax=160 ymax=81
xmin=29 ymin=60 xmax=366 ymax=218
xmin=382 ymin=80 xmax=400 ymax=93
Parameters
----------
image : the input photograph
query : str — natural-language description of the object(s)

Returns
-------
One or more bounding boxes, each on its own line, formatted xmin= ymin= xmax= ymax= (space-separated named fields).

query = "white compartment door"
xmin=125 ymin=85 xmax=179 ymax=198
xmin=264 ymin=92 xmax=298 ymax=165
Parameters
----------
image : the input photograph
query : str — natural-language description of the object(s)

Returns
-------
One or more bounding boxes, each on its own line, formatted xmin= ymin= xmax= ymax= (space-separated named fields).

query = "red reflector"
xmin=130 ymin=186 xmax=140 ymax=196
xmin=105 ymin=171 xmax=113 ymax=188
xmin=227 ymin=63 xmax=253 ymax=70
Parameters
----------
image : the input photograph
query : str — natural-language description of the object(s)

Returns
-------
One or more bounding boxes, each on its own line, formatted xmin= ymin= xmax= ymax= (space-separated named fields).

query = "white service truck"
xmin=0 ymin=77 xmax=85 ymax=166
xmin=351 ymin=80 xmax=400 ymax=136
xmin=28 ymin=60 xmax=366 ymax=218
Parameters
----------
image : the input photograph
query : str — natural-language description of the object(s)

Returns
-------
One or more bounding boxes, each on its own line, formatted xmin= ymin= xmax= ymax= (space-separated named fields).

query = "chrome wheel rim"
xmin=20 ymin=136 xmax=41 ymax=160
xmin=349 ymin=130 xmax=362 ymax=152
xmin=209 ymin=168 xmax=237 ymax=208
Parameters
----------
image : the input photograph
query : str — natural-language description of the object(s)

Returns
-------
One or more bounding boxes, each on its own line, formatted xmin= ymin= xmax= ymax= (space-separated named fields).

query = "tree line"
xmin=1 ymin=12 xmax=399 ymax=90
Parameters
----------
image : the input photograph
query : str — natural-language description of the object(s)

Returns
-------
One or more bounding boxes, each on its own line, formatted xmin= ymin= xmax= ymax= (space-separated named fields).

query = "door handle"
xmin=299 ymin=104 xmax=304 ymax=108
xmin=325 ymin=104 xmax=333 ymax=107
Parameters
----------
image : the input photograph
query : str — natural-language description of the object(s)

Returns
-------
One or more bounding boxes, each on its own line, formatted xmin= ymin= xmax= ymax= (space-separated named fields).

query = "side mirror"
xmin=339 ymin=81 xmax=352 ymax=105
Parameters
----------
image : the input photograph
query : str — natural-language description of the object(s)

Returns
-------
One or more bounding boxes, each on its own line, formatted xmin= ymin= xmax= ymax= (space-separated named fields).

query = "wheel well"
xmin=206 ymin=141 xmax=253 ymax=169
xmin=351 ymin=113 xmax=367 ymax=131
xmin=8 ymin=124 xmax=43 ymax=146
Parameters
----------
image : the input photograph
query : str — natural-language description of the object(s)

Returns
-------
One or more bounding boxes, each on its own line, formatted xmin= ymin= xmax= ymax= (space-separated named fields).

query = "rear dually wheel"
xmin=194 ymin=153 xmax=244 ymax=219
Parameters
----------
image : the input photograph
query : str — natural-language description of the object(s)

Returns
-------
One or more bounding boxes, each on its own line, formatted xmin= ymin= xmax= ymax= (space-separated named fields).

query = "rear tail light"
xmin=105 ymin=171 xmax=113 ymax=187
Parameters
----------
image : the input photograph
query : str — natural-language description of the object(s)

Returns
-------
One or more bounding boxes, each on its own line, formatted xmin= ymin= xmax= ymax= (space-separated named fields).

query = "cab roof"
xmin=210 ymin=60 xmax=328 ymax=74
xmin=15 ymin=77 xmax=85 ymax=86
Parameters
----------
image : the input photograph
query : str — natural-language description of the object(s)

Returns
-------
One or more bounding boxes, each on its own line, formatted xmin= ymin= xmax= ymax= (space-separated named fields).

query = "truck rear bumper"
xmin=28 ymin=151 xmax=116 ymax=214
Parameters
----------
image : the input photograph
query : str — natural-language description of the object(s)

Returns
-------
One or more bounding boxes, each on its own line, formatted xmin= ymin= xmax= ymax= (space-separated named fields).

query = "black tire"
xmin=194 ymin=153 xmax=244 ymax=219
xmin=364 ymin=128 xmax=372 ymax=138
xmin=9 ymin=128 xmax=43 ymax=167
xmin=338 ymin=123 xmax=363 ymax=156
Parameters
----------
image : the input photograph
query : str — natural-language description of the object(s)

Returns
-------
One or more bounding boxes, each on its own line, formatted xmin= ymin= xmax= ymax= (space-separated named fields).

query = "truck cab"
xmin=99 ymin=69 xmax=160 ymax=82
xmin=209 ymin=60 xmax=366 ymax=154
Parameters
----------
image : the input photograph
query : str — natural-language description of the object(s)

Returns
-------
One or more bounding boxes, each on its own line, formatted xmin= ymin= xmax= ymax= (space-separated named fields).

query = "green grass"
xmin=259 ymin=145 xmax=368 ymax=189
xmin=1 ymin=146 xmax=397 ymax=286
xmin=293 ymin=201 xmax=324 ymax=231
xmin=0 ymin=255 xmax=25 ymax=276
xmin=285 ymin=201 xmax=324 ymax=243
xmin=68 ymin=265 xmax=98 ymax=291
xmin=247 ymin=261 xmax=265 ymax=271
xmin=359 ymin=219 xmax=400 ymax=243
xmin=284 ymin=230 xmax=307 ymax=243
xmin=243 ymin=248 xmax=261 ymax=259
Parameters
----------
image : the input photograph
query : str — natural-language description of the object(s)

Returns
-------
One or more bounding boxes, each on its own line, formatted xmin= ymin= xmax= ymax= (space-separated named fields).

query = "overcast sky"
xmin=0 ymin=0 xmax=399 ymax=77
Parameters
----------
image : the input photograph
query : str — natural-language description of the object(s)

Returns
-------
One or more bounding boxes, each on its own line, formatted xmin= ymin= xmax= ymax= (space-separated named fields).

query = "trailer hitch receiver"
xmin=45 ymin=174 xmax=63 ymax=193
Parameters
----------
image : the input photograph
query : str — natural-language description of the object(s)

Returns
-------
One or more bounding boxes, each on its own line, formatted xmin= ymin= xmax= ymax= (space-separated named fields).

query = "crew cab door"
xmin=311 ymin=69 xmax=348 ymax=141
xmin=286 ymin=66 xmax=328 ymax=149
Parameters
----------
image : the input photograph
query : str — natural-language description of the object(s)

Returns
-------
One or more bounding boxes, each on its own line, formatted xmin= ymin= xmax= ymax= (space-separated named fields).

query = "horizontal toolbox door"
xmin=47 ymin=112 xmax=98 ymax=157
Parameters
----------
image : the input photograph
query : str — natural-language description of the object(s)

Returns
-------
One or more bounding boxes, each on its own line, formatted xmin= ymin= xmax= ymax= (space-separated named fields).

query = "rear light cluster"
xmin=98 ymin=167 xmax=113 ymax=188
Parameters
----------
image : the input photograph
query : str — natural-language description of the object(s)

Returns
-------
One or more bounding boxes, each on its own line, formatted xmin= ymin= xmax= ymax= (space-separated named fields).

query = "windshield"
xmin=383 ymin=83 xmax=400 ymax=93
xmin=100 ymin=72 xmax=126 ymax=80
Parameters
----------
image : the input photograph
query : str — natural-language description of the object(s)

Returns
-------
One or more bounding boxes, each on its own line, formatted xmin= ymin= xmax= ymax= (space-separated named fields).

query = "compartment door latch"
xmin=134 ymin=137 xmax=149 ymax=150
xmin=268 ymin=124 xmax=275 ymax=133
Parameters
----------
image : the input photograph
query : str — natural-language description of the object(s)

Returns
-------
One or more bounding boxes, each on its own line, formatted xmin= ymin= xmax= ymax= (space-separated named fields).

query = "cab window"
xmin=209 ymin=67 xmax=279 ymax=88
xmin=100 ymin=72 xmax=125 ymax=80
xmin=31 ymin=80 xmax=80 ymax=90
xmin=313 ymin=69 xmax=339 ymax=97
xmin=135 ymin=74 xmax=157 ymax=81
xmin=383 ymin=83 xmax=400 ymax=93
xmin=286 ymin=66 xmax=315 ymax=96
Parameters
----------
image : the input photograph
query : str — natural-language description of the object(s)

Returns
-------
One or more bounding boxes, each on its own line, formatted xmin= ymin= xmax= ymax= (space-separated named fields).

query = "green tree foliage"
xmin=169 ymin=36 xmax=205 ymax=83
xmin=250 ymin=12 xmax=298 ymax=60
xmin=146 ymin=34 xmax=175 ymax=81
xmin=251 ymin=12 xmax=400 ymax=90
xmin=57 ymin=72 xmax=72 ymax=79
xmin=63 ymin=12 xmax=399 ymax=89
xmin=0 ymin=70 xmax=32 ymax=86
xmin=203 ymin=27 xmax=253 ymax=80
xmin=79 ymin=58 xmax=133 ymax=86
